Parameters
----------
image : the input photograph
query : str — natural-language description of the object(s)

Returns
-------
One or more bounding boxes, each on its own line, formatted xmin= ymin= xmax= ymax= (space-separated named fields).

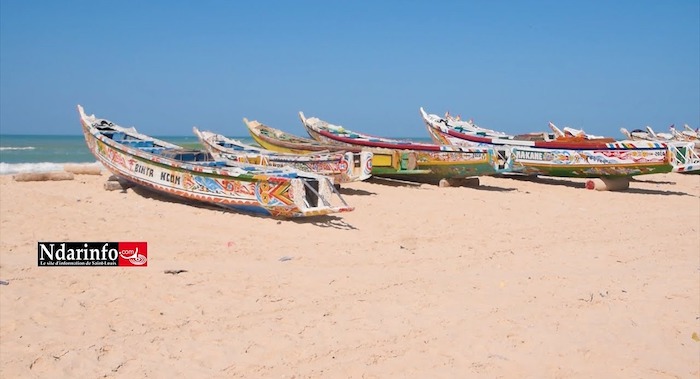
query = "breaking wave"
xmin=0 ymin=146 xmax=36 ymax=151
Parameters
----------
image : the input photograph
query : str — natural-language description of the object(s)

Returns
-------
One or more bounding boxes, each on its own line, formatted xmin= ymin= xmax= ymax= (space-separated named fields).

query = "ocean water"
xmin=0 ymin=134 xmax=253 ymax=175
xmin=0 ymin=134 xmax=434 ymax=175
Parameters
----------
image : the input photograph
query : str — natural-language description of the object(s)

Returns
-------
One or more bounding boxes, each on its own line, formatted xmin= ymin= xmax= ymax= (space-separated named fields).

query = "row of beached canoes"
xmin=78 ymin=105 xmax=700 ymax=218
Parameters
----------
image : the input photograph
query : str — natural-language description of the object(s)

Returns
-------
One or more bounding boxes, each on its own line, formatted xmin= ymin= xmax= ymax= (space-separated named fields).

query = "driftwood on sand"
xmin=11 ymin=164 xmax=102 ymax=182
xmin=585 ymin=177 xmax=631 ymax=191
xmin=63 ymin=164 xmax=103 ymax=175
xmin=13 ymin=172 xmax=75 ymax=182
xmin=103 ymin=175 xmax=135 ymax=191
xmin=104 ymin=181 xmax=128 ymax=191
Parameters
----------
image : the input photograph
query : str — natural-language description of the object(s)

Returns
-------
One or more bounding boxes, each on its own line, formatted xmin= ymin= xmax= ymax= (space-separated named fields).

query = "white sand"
xmin=1 ymin=173 xmax=698 ymax=377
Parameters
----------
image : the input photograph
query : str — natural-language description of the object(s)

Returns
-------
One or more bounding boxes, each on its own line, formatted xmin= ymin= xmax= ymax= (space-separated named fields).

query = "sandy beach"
xmin=0 ymin=172 xmax=698 ymax=378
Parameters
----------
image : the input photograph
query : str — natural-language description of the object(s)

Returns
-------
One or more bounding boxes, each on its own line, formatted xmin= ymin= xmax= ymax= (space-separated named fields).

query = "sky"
xmin=1 ymin=0 xmax=698 ymax=138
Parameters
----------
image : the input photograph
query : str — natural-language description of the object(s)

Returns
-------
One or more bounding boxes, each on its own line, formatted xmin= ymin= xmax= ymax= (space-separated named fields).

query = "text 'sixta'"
xmin=37 ymin=242 xmax=147 ymax=267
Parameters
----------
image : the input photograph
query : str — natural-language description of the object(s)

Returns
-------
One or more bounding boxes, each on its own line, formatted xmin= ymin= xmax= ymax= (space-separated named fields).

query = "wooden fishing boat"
xmin=618 ymin=125 xmax=700 ymax=175
xmin=245 ymin=118 xmax=450 ymax=180
xmin=621 ymin=125 xmax=700 ymax=148
xmin=194 ymin=124 xmax=372 ymax=184
xmin=78 ymin=105 xmax=353 ymax=218
xmin=420 ymin=107 xmax=700 ymax=177
xmin=246 ymin=118 xmax=345 ymax=154
xmin=672 ymin=124 xmax=700 ymax=144
xmin=299 ymin=112 xmax=502 ymax=183
xmin=620 ymin=126 xmax=673 ymax=142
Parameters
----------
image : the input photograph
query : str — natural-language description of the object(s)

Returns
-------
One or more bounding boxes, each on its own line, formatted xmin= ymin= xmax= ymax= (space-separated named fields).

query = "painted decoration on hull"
xmin=509 ymin=146 xmax=670 ymax=176
xmin=91 ymin=139 xmax=300 ymax=207
xmin=511 ymin=148 xmax=668 ymax=166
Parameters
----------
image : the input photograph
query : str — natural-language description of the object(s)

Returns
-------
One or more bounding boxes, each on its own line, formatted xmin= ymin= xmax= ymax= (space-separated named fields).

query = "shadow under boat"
xmin=286 ymin=214 xmax=358 ymax=230
xmin=366 ymin=176 xmax=515 ymax=192
xmin=337 ymin=187 xmax=377 ymax=196
xmin=494 ymin=174 xmax=694 ymax=196
xmin=116 ymin=178 xmax=367 ymax=224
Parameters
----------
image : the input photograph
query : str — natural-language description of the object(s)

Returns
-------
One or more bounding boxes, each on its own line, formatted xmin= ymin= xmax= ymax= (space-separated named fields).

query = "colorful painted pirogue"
xmin=245 ymin=117 xmax=474 ymax=181
xmin=193 ymin=124 xmax=372 ymax=184
xmin=246 ymin=118 xmax=345 ymax=154
xmin=420 ymin=107 xmax=700 ymax=177
xmin=297 ymin=112 xmax=503 ymax=183
xmin=618 ymin=125 xmax=700 ymax=175
xmin=670 ymin=125 xmax=700 ymax=147
xmin=620 ymin=125 xmax=700 ymax=148
xmin=78 ymin=105 xmax=353 ymax=218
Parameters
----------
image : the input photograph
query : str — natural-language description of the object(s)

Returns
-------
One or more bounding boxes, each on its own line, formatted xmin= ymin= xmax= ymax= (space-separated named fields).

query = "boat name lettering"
xmin=160 ymin=172 xmax=181 ymax=185
xmin=515 ymin=150 xmax=545 ymax=161
xmin=134 ymin=163 xmax=154 ymax=177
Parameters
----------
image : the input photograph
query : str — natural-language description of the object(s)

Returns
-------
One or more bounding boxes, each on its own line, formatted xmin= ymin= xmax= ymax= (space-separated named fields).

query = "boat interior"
xmin=102 ymin=130 xmax=226 ymax=166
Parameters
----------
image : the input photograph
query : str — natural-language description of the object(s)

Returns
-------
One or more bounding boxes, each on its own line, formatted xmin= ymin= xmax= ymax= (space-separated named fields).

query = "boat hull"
xmin=508 ymin=146 xmax=672 ymax=178
xmin=299 ymin=113 xmax=501 ymax=181
xmin=79 ymin=107 xmax=353 ymax=218
xmin=196 ymin=127 xmax=372 ymax=183
xmin=247 ymin=119 xmax=489 ymax=179
xmin=421 ymin=108 xmax=678 ymax=178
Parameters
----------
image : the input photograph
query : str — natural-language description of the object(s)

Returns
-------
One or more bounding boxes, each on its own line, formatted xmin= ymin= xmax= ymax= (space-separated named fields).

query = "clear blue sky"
xmin=1 ymin=0 xmax=698 ymax=137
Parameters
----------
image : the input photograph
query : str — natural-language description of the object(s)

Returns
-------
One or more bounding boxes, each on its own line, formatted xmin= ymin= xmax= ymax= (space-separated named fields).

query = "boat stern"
xmin=359 ymin=151 xmax=374 ymax=180
xmin=284 ymin=176 xmax=354 ymax=217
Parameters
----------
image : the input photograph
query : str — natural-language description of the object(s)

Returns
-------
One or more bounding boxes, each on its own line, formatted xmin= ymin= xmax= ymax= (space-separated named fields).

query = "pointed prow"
xmin=548 ymin=122 xmax=565 ymax=138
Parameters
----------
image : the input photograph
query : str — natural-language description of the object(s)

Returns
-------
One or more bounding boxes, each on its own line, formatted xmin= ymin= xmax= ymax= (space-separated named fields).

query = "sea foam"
xmin=0 ymin=146 xmax=36 ymax=151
